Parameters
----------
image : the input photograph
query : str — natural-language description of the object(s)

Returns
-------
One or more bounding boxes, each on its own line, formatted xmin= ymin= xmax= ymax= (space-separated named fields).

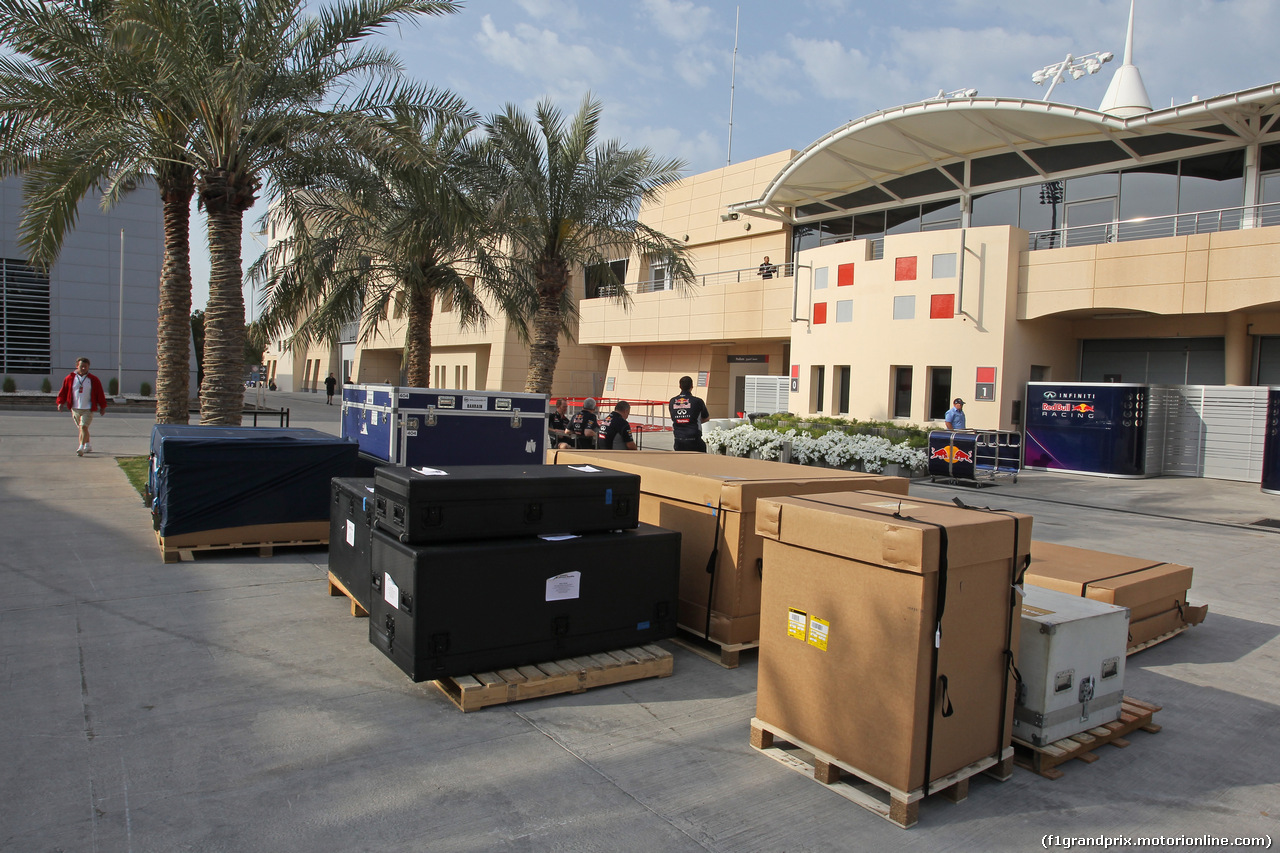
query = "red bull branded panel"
xmin=1263 ymin=388 xmax=1280 ymax=495
xmin=1023 ymin=382 xmax=1151 ymax=478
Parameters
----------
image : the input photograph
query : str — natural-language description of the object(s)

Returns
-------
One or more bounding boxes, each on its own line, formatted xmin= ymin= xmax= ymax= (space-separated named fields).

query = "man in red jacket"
xmin=55 ymin=357 xmax=108 ymax=456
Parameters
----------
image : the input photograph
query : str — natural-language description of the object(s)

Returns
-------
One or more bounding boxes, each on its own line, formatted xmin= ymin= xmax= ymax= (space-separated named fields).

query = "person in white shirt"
xmin=55 ymin=357 xmax=108 ymax=456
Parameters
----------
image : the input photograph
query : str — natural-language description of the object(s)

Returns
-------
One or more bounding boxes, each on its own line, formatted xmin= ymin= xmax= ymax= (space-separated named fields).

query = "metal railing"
xmin=588 ymin=262 xmax=795 ymax=299
xmin=1026 ymin=201 xmax=1280 ymax=251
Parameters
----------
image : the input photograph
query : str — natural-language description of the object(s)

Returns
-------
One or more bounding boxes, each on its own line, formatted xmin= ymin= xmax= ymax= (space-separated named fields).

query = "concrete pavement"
xmin=1 ymin=395 xmax=1278 ymax=851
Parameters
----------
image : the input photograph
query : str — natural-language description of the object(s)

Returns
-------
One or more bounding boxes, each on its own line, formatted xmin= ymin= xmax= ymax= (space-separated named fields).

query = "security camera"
xmin=720 ymin=212 xmax=739 ymax=221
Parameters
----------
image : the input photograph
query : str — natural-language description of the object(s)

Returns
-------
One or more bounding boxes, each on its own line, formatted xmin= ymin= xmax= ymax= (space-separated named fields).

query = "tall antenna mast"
xmin=726 ymin=5 xmax=739 ymax=166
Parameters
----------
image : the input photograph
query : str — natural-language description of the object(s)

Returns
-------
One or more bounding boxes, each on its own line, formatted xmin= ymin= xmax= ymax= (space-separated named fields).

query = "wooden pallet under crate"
xmin=670 ymin=624 xmax=759 ymax=669
xmin=750 ymin=717 xmax=1013 ymax=829
xmin=1014 ymin=696 xmax=1162 ymax=780
xmin=432 ymin=644 xmax=673 ymax=712
xmin=327 ymin=572 xmax=368 ymax=617
xmin=155 ymin=521 xmax=328 ymax=563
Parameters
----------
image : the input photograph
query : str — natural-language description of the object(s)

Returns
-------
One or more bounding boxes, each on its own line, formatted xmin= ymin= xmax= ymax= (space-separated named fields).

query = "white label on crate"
xmin=568 ymin=465 xmax=601 ymax=472
xmin=411 ymin=467 xmax=449 ymax=476
xmin=807 ymin=617 xmax=830 ymax=651
xmin=787 ymin=608 xmax=807 ymax=640
xmin=462 ymin=395 xmax=487 ymax=410
xmin=546 ymin=571 xmax=581 ymax=602
xmin=384 ymin=573 xmax=400 ymax=608
xmin=345 ymin=520 xmax=355 ymax=547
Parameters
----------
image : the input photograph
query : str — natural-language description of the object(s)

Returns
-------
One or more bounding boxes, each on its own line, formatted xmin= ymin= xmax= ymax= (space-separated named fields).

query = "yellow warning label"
xmin=787 ymin=608 xmax=807 ymax=640
xmin=807 ymin=616 xmax=830 ymax=651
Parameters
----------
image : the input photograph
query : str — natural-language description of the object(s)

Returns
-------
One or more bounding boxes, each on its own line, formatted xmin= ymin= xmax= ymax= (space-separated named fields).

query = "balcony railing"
xmin=1026 ymin=201 xmax=1280 ymax=251
xmin=588 ymin=262 xmax=795 ymax=299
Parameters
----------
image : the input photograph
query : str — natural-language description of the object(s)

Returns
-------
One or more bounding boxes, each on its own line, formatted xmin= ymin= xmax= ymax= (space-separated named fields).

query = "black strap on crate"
xmin=704 ymin=499 xmax=725 ymax=641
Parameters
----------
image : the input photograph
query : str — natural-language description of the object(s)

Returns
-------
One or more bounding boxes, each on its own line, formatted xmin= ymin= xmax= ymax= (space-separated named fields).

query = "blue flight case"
xmin=927 ymin=429 xmax=1022 ymax=486
xmin=340 ymin=384 xmax=548 ymax=467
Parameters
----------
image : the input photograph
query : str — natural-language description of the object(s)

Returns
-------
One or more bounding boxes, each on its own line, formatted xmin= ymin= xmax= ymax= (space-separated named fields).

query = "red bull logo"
xmin=1071 ymin=403 xmax=1095 ymax=413
xmin=931 ymin=445 xmax=973 ymax=463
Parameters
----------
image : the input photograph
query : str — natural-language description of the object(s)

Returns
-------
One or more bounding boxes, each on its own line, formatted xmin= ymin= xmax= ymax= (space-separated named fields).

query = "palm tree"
xmin=0 ymin=0 xmax=198 ymax=424
xmin=253 ymin=111 xmax=495 ymax=388
xmin=115 ymin=0 xmax=464 ymax=424
xmin=478 ymin=95 xmax=695 ymax=395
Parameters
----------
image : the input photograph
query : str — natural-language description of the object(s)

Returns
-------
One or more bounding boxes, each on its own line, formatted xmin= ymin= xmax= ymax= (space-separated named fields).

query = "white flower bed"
xmin=705 ymin=424 xmax=927 ymax=473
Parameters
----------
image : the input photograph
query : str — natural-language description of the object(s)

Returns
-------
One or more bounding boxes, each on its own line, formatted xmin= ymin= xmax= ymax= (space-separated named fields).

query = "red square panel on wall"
xmin=895 ymin=257 xmax=917 ymax=281
xmin=814 ymin=302 xmax=828 ymax=324
xmin=929 ymin=293 xmax=955 ymax=319
xmin=791 ymin=364 xmax=800 ymax=378
xmin=976 ymin=366 xmax=996 ymax=383
xmin=837 ymin=263 xmax=854 ymax=287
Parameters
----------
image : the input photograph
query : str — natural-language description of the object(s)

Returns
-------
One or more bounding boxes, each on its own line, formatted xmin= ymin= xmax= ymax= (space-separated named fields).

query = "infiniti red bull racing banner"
xmin=1024 ymin=382 xmax=1149 ymax=477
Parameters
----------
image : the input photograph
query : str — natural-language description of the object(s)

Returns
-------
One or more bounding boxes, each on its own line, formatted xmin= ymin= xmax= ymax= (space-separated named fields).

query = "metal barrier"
xmin=556 ymin=397 xmax=672 ymax=449
xmin=188 ymin=407 xmax=291 ymax=427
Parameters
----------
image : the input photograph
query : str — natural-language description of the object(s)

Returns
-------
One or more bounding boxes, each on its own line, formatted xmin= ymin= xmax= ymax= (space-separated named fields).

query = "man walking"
xmin=324 ymin=372 xmax=337 ymax=405
xmin=669 ymin=376 xmax=710 ymax=452
xmin=55 ymin=357 xmax=108 ymax=456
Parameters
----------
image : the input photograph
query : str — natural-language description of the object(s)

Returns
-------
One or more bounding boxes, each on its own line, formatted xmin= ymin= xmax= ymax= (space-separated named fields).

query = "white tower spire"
xmin=1099 ymin=0 xmax=1153 ymax=116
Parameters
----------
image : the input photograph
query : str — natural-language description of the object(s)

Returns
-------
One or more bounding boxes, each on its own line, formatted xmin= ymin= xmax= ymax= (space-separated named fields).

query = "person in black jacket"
xmin=601 ymin=401 xmax=637 ymax=450
xmin=570 ymin=398 xmax=600 ymax=449
xmin=324 ymin=372 xmax=337 ymax=404
xmin=669 ymin=376 xmax=710 ymax=452
xmin=548 ymin=398 xmax=573 ymax=448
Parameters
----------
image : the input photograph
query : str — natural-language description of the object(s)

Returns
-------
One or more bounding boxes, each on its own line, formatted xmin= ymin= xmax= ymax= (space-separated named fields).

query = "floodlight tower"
xmin=1032 ymin=50 xmax=1114 ymax=102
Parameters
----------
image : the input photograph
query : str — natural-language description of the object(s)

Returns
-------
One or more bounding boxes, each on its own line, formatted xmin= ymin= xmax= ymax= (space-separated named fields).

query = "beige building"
xmin=267 ymin=45 xmax=1280 ymax=432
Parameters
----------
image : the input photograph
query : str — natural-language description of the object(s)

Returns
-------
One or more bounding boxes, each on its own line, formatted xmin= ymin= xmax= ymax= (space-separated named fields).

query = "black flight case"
xmin=329 ymin=477 xmax=376 ymax=613
xmin=373 ymin=464 xmax=640 ymax=543
xmin=368 ymin=523 xmax=680 ymax=681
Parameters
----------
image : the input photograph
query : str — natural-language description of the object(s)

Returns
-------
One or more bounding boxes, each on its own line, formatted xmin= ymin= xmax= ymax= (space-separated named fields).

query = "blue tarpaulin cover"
xmin=149 ymin=426 xmax=360 ymax=537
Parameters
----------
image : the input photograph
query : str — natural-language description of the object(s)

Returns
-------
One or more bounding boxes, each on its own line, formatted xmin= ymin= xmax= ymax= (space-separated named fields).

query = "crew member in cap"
xmin=570 ymin=397 xmax=600 ymax=449
xmin=944 ymin=397 xmax=967 ymax=430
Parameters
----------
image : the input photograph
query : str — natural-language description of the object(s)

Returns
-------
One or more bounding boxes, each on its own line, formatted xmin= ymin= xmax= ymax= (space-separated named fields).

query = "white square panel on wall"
xmin=932 ymin=253 xmax=957 ymax=278
xmin=814 ymin=267 xmax=829 ymax=289
xmin=893 ymin=295 xmax=915 ymax=320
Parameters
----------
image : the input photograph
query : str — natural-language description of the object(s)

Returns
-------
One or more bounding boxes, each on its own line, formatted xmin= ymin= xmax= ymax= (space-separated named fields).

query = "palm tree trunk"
xmin=404 ymin=286 xmax=434 ymax=388
xmin=200 ymin=190 xmax=246 ymax=425
xmin=155 ymin=175 xmax=194 ymax=424
xmin=524 ymin=288 xmax=562 ymax=395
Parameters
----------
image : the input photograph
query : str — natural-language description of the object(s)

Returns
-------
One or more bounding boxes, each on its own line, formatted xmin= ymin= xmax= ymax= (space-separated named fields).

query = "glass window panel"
xmin=1262 ymin=143 xmax=1280 ymax=174
xmin=885 ymin=205 xmax=922 ymax=235
xmin=893 ymin=366 xmax=913 ymax=419
xmin=1117 ymin=163 xmax=1179 ymax=240
xmin=1020 ymin=183 xmax=1062 ymax=234
xmin=794 ymin=223 xmax=820 ymax=253
xmin=921 ymin=199 xmax=962 ymax=224
xmin=970 ymin=188 xmax=1020 ymax=228
xmin=819 ymin=217 xmax=853 ymax=244
xmin=1179 ymin=151 xmax=1245 ymax=213
xmin=1065 ymin=173 xmax=1118 ymax=202
xmin=932 ymin=253 xmax=957 ymax=278
xmin=853 ymin=211 xmax=885 ymax=239
xmin=892 ymin=295 xmax=915 ymax=320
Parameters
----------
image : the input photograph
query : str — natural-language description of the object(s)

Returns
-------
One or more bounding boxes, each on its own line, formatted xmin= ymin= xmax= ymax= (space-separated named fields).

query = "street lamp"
xmin=1031 ymin=51 xmax=1114 ymax=102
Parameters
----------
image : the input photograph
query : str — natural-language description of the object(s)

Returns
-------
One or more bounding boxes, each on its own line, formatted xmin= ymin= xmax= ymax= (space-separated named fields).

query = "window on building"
xmin=932 ymin=253 xmax=957 ymax=278
xmin=0 ymin=258 xmax=50 ymax=374
xmin=928 ymin=367 xmax=952 ymax=420
xmin=893 ymin=366 xmax=913 ymax=419
xmin=586 ymin=259 xmax=628 ymax=298
xmin=920 ymin=199 xmax=962 ymax=231
xmin=811 ymin=365 xmax=825 ymax=413
xmin=836 ymin=366 xmax=851 ymax=414
xmin=1080 ymin=338 xmax=1224 ymax=384
xmin=814 ymin=267 xmax=829 ymax=289
xmin=892 ymin=295 xmax=915 ymax=320
xmin=647 ymin=257 xmax=670 ymax=293
xmin=392 ymin=291 xmax=406 ymax=319
xmin=835 ymin=299 xmax=853 ymax=323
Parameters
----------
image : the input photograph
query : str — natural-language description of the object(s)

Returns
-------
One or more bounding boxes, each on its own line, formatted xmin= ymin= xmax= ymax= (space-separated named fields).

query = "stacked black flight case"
xmin=364 ymin=464 xmax=681 ymax=682
xmin=329 ymin=478 xmax=376 ymax=614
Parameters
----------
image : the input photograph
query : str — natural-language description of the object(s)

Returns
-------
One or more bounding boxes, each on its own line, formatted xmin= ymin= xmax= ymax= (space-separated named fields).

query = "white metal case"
xmin=1014 ymin=586 xmax=1129 ymax=746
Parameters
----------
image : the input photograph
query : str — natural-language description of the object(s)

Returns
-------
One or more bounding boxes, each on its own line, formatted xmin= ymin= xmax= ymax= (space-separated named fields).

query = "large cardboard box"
xmin=754 ymin=490 xmax=1031 ymax=794
xmin=550 ymin=450 xmax=909 ymax=645
xmin=1025 ymin=541 xmax=1205 ymax=649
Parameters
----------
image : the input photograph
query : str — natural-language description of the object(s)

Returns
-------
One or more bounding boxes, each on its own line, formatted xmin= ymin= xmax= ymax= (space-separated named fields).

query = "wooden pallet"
xmin=433 ymin=644 xmax=673 ymax=712
xmin=327 ymin=572 xmax=368 ymax=618
xmin=155 ymin=521 xmax=328 ymax=563
xmin=749 ymin=717 xmax=1013 ymax=829
xmin=1013 ymin=697 xmax=1161 ymax=780
xmin=670 ymin=625 xmax=759 ymax=668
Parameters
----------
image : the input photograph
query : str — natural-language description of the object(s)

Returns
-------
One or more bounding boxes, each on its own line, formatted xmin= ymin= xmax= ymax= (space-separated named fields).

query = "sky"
xmin=194 ymin=0 xmax=1280 ymax=311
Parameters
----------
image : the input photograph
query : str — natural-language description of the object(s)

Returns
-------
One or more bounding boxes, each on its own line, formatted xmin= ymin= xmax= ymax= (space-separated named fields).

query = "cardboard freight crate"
xmin=753 ymin=490 xmax=1031 ymax=795
xmin=549 ymin=450 xmax=909 ymax=647
xmin=1025 ymin=541 xmax=1207 ymax=650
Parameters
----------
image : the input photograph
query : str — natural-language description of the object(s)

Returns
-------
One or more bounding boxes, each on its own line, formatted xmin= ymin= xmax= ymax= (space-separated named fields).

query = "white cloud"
xmin=513 ymin=0 xmax=585 ymax=30
xmin=672 ymin=53 xmax=720 ymax=89
xmin=740 ymin=50 xmax=801 ymax=105
xmin=475 ymin=14 xmax=603 ymax=92
xmin=639 ymin=0 xmax=715 ymax=43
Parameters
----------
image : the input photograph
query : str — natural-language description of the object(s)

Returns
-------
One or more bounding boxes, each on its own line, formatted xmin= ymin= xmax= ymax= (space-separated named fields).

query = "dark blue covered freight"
xmin=148 ymin=426 xmax=361 ymax=537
